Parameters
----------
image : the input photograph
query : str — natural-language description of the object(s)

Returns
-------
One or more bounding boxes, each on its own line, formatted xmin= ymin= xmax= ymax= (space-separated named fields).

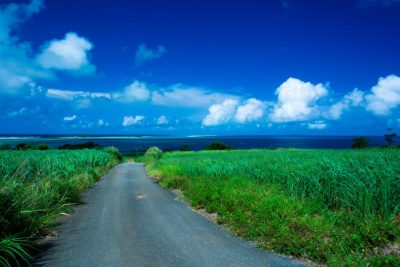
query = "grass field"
xmin=0 ymin=148 xmax=121 ymax=266
xmin=146 ymin=148 xmax=400 ymax=266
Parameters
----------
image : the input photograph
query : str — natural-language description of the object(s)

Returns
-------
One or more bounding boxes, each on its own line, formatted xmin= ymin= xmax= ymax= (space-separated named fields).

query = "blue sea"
xmin=0 ymin=135 xmax=386 ymax=152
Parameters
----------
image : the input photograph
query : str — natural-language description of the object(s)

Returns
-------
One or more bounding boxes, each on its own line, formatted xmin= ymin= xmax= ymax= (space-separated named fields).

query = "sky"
xmin=0 ymin=0 xmax=400 ymax=135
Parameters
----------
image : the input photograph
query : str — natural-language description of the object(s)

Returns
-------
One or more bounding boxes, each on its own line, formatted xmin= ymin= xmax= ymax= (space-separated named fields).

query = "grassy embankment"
xmin=146 ymin=148 xmax=400 ymax=266
xmin=0 ymin=147 xmax=121 ymax=266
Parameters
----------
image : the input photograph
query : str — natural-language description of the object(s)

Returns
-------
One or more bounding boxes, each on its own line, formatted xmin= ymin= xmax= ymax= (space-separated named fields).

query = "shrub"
xmin=352 ymin=137 xmax=369 ymax=149
xmin=103 ymin=146 xmax=123 ymax=161
xmin=36 ymin=143 xmax=49 ymax=150
xmin=0 ymin=144 xmax=12 ymax=150
xmin=16 ymin=144 xmax=32 ymax=150
xmin=204 ymin=141 xmax=232 ymax=150
xmin=144 ymin=147 xmax=162 ymax=163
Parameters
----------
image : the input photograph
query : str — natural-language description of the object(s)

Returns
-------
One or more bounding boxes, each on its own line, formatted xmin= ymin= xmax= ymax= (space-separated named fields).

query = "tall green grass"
xmin=148 ymin=148 xmax=400 ymax=266
xmin=0 ymin=149 xmax=120 ymax=266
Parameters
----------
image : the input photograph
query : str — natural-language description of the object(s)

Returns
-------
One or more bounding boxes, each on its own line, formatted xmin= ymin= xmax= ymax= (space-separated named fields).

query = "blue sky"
xmin=1 ymin=0 xmax=400 ymax=135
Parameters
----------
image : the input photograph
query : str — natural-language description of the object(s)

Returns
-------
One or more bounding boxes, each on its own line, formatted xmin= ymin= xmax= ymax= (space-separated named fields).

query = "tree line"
xmin=352 ymin=128 xmax=398 ymax=149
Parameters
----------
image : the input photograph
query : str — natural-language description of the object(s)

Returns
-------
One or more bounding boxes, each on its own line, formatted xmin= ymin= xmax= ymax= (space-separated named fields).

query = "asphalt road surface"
xmin=35 ymin=163 xmax=305 ymax=267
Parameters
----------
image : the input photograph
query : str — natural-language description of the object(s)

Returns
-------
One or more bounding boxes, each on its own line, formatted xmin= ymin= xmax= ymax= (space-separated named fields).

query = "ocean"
xmin=0 ymin=135 xmax=386 ymax=152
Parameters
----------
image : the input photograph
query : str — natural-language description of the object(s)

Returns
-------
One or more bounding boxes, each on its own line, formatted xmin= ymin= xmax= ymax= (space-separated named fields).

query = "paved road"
xmin=35 ymin=163 xmax=305 ymax=267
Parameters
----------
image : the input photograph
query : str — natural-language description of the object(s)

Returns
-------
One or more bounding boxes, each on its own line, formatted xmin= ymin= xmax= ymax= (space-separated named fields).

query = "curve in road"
xmin=35 ymin=163 xmax=305 ymax=267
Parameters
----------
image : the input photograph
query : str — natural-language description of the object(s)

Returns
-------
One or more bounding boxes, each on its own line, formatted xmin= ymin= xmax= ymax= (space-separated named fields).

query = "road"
xmin=35 ymin=163 xmax=305 ymax=267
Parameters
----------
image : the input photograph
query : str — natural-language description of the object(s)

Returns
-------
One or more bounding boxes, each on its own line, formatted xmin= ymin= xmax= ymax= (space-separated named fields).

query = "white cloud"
xmin=37 ymin=32 xmax=95 ymax=74
xmin=269 ymin=77 xmax=329 ymax=122
xmin=46 ymin=88 xmax=111 ymax=100
xmin=202 ymin=99 xmax=239 ymax=126
xmin=48 ymin=81 xmax=148 ymax=104
xmin=63 ymin=115 xmax=77 ymax=121
xmin=135 ymin=44 xmax=166 ymax=66
xmin=0 ymin=0 xmax=44 ymax=44
xmin=365 ymin=75 xmax=400 ymax=115
xmin=45 ymin=82 xmax=239 ymax=112
xmin=326 ymin=88 xmax=365 ymax=120
xmin=152 ymin=86 xmax=238 ymax=108
xmin=0 ymin=0 xmax=53 ymax=94
xmin=122 ymin=115 xmax=145 ymax=127
xmin=156 ymin=115 xmax=168 ymax=125
xmin=98 ymin=119 xmax=109 ymax=127
xmin=113 ymin=81 xmax=150 ymax=102
xmin=307 ymin=120 xmax=327 ymax=130
xmin=202 ymin=97 xmax=267 ymax=126
xmin=234 ymin=98 xmax=266 ymax=123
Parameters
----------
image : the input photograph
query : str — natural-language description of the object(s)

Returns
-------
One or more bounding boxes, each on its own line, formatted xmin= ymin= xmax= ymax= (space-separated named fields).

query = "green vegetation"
xmin=36 ymin=144 xmax=49 ymax=150
xmin=204 ymin=141 xmax=232 ymax=150
xmin=15 ymin=144 xmax=33 ymax=150
xmin=384 ymin=128 xmax=398 ymax=147
xmin=0 ymin=148 xmax=121 ymax=266
xmin=352 ymin=137 xmax=369 ymax=149
xmin=146 ymin=148 xmax=400 ymax=266
xmin=0 ymin=142 xmax=102 ymax=151
xmin=144 ymin=147 xmax=163 ymax=164
xmin=58 ymin=142 xmax=100 ymax=150
xmin=0 ymin=144 xmax=12 ymax=150
xmin=121 ymin=151 xmax=145 ymax=163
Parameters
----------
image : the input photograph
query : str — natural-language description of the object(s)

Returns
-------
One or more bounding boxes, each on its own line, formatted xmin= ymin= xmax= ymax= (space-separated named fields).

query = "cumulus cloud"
xmin=202 ymin=99 xmax=239 ymax=126
xmin=0 ymin=0 xmax=53 ymax=94
xmin=135 ymin=44 xmax=166 ymax=66
xmin=365 ymin=75 xmax=400 ymax=115
xmin=122 ymin=115 xmax=145 ymax=127
xmin=307 ymin=121 xmax=327 ymax=130
xmin=37 ymin=32 xmax=95 ymax=74
xmin=63 ymin=115 xmax=77 ymax=121
xmin=234 ymin=98 xmax=266 ymax=123
xmin=0 ymin=1 xmax=95 ymax=95
xmin=152 ymin=86 xmax=238 ymax=108
xmin=156 ymin=115 xmax=168 ymax=125
xmin=326 ymin=88 xmax=365 ymax=119
xmin=202 ymin=97 xmax=267 ymax=126
xmin=113 ymin=81 xmax=150 ymax=102
xmin=269 ymin=77 xmax=329 ymax=122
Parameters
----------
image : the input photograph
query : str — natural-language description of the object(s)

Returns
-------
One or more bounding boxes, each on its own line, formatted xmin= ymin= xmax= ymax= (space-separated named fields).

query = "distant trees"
xmin=0 ymin=144 xmax=13 ymax=150
xmin=0 ymin=142 xmax=103 ymax=151
xmin=37 ymin=144 xmax=49 ymax=150
xmin=351 ymin=128 xmax=399 ymax=149
xmin=16 ymin=143 xmax=33 ymax=150
xmin=58 ymin=142 xmax=99 ymax=150
xmin=204 ymin=141 xmax=232 ymax=150
xmin=352 ymin=137 xmax=369 ymax=149
xmin=384 ymin=128 xmax=397 ymax=147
